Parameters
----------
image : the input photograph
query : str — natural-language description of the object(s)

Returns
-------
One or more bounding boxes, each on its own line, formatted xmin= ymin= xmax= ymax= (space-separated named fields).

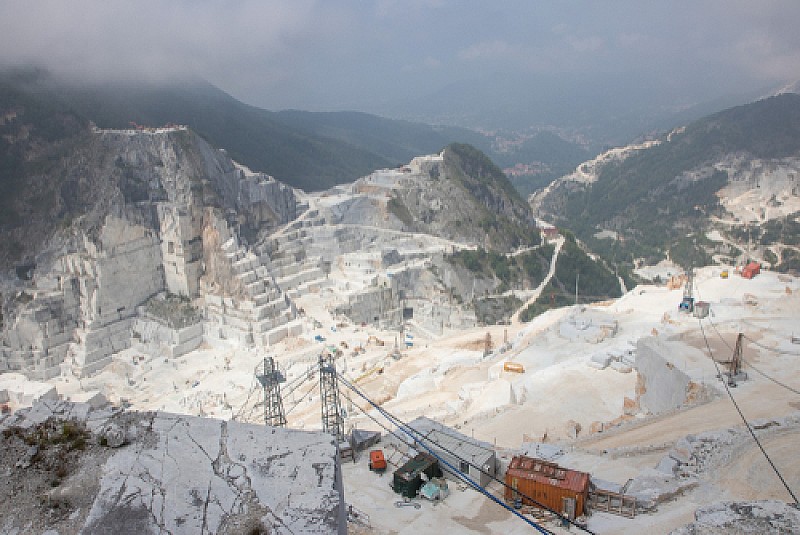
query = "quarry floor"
xmin=44 ymin=265 xmax=800 ymax=534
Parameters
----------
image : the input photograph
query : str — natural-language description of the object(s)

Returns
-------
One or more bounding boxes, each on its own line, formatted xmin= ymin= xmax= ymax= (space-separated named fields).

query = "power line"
xmin=695 ymin=274 xmax=800 ymax=358
xmin=234 ymin=358 xmax=310 ymax=423
xmin=743 ymin=358 xmax=800 ymax=396
xmin=281 ymin=363 xmax=317 ymax=397
xmin=285 ymin=377 xmax=320 ymax=417
xmin=232 ymin=375 xmax=259 ymax=421
xmin=336 ymin=374 xmax=554 ymax=535
xmin=337 ymin=373 xmax=595 ymax=534
xmin=339 ymin=386 xmax=591 ymax=533
xmin=742 ymin=333 xmax=800 ymax=357
xmin=337 ymin=387 xmax=425 ymax=452
xmin=697 ymin=319 xmax=799 ymax=505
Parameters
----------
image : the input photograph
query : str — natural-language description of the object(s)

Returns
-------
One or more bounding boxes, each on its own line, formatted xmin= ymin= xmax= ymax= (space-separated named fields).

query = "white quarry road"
xmin=511 ymin=236 xmax=564 ymax=325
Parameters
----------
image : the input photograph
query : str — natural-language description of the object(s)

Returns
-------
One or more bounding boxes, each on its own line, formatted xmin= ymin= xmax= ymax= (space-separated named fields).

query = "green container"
xmin=392 ymin=452 xmax=443 ymax=498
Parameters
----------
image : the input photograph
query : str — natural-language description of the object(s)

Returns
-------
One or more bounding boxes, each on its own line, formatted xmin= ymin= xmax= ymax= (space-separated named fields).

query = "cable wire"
xmin=340 ymin=379 xmax=554 ymax=535
xmin=337 ymin=373 xmax=595 ymax=534
xmin=282 ymin=365 xmax=317 ymax=400
xmin=697 ymin=319 xmax=799 ymax=505
xmin=742 ymin=359 xmax=800 ymax=396
xmin=706 ymin=319 xmax=800 ymax=396
xmin=340 ymin=385 xmax=589 ymax=533
xmin=338 ymin=387 xmax=423 ymax=450
xmin=232 ymin=375 xmax=259 ymax=421
xmin=285 ymin=377 xmax=320 ymax=417
xmin=742 ymin=333 xmax=800 ymax=356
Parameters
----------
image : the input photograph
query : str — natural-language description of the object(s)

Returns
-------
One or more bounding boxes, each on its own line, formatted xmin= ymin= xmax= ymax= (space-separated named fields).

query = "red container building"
xmin=741 ymin=262 xmax=761 ymax=279
xmin=504 ymin=456 xmax=590 ymax=517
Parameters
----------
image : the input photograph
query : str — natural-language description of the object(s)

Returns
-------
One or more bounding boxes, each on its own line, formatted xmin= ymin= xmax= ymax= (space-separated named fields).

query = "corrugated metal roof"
xmin=406 ymin=416 xmax=495 ymax=465
xmin=394 ymin=452 xmax=438 ymax=482
xmin=506 ymin=455 xmax=589 ymax=493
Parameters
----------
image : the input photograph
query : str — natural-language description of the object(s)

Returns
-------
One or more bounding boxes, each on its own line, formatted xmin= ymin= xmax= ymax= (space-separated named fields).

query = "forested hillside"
xmin=538 ymin=94 xmax=800 ymax=268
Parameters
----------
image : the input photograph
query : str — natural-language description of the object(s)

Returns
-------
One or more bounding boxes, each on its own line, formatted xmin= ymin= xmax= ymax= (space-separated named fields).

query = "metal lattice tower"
xmin=728 ymin=332 xmax=745 ymax=386
xmin=684 ymin=268 xmax=694 ymax=300
xmin=256 ymin=357 xmax=286 ymax=427
xmin=318 ymin=352 xmax=345 ymax=443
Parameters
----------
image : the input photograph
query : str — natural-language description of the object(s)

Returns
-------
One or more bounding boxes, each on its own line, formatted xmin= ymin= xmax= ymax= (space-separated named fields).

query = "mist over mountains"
xmin=3 ymin=66 xmax=779 ymax=200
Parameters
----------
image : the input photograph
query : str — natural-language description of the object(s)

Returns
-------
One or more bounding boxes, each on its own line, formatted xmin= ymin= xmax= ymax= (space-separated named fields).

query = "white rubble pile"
xmin=624 ymin=468 xmax=699 ymax=511
xmin=613 ymin=414 xmax=800 ymax=516
xmin=670 ymin=500 xmax=800 ymax=534
xmin=657 ymin=414 xmax=800 ymax=478
xmin=559 ymin=307 xmax=618 ymax=344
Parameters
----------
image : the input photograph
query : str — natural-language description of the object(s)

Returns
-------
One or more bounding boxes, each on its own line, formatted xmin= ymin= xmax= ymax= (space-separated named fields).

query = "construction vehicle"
xmin=369 ymin=449 xmax=387 ymax=473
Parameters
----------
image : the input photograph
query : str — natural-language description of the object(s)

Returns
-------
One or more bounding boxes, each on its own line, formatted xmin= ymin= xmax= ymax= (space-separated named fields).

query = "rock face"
xmin=634 ymin=337 xmax=715 ymax=415
xmin=339 ymin=146 xmax=536 ymax=253
xmin=0 ymin=400 xmax=345 ymax=534
xmin=1 ymin=130 xmax=528 ymax=379
xmin=1 ymin=126 xmax=301 ymax=378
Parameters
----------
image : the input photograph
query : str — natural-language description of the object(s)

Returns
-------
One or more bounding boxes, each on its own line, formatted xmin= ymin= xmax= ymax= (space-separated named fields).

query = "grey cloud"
xmin=1 ymin=1 xmax=799 ymax=112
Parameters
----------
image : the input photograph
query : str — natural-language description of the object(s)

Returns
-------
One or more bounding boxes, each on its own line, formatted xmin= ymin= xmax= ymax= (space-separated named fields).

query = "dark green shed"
xmin=392 ymin=452 xmax=443 ymax=498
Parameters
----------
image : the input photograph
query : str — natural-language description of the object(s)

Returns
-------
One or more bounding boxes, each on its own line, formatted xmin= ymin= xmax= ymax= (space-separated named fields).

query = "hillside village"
xmin=1 ymin=104 xmax=800 ymax=533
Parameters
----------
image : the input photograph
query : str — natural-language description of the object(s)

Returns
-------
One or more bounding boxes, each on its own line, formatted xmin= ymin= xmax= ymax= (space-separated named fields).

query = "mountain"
xmin=1 ymin=69 xmax=501 ymax=192
xmin=273 ymin=110 xmax=493 ymax=165
xmin=533 ymin=93 xmax=800 ymax=272
xmin=0 ymin=102 xmax=299 ymax=270
xmin=0 ymin=102 xmax=541 ymax=378
xmin=491 ymin=130 xmax=591 ymax=197
xmin=324 ymin=143 xmax=537 ymax=253
xmin=387 ymin=70 xmax=769 ymax=147
xmin=392 ymin=143 xmax=536 ymax=251
xmin=3 ymin=71 xmax=391 ymax=192
xmin=0 ymin=82 xmax=91 ymax=263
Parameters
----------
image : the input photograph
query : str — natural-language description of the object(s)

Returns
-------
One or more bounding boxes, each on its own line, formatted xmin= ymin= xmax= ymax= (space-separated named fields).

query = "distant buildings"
xmin=539 ymin=226 xmax=560 ymax=240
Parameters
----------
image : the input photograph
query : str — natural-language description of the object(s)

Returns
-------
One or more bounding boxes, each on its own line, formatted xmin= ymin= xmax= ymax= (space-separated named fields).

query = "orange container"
xmin=369 ymin=449 xmax=387 ymax=472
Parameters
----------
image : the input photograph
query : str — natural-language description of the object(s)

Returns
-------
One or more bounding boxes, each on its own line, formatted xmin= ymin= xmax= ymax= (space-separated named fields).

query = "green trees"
xmin=548 ymin=94 xmax=800 ymax=274
xmin=517 ymin=239 xmax=621 ymax=322
xmin=447 ymin=247 xmax=552 ymax=292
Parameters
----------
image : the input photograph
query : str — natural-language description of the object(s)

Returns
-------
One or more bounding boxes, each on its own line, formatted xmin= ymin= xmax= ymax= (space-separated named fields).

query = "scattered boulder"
xmin=626 ymin=468 xmax=699 ymax=511
xmin=623 ymin=396 xmax=639 ymax=416
xmin=565 ymin=420 xmax=582 ymax=439
xmin=590 ymin=421 xmax=605 ymax=434
xmin=669 ymin=436 xmax=693 ymax=464
xmin=588 ymin=352 xmax=612 ymax=369
xmin=100 ymin=423 xmax=126 ymax=448
xmin=655 ymin=456 xmax=678 ymax=475
xmin=671 ymin=500 xmax=800 ymax=534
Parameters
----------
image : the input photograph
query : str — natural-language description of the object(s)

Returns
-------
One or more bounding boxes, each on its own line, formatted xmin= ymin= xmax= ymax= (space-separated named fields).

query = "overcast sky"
xmin=2 ymin=0 xmax=800 ymax=113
